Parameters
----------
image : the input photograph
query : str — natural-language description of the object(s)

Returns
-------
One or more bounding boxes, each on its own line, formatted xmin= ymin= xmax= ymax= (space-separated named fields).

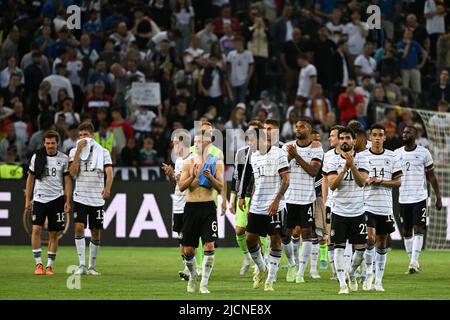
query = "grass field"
xmin=0 ymin=246 xmax=449 ymax=300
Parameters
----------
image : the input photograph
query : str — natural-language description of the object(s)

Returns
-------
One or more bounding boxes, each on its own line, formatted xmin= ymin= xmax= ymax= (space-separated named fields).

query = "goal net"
xmin=375 ymin=105 xmax=450 ymax=250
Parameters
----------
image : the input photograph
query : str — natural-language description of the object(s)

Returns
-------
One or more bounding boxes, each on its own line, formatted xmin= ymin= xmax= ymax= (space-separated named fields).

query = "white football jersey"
xmin=324 ymin=151 xmax=369 ymax=217
xmin=361 ymin=149 xmax=402 ymax=215
xmin=249 ymin=146 xmax=289 ymax=215
xmin=394 ymin=145 xmax=434 ymax=204
xmin=69 ymin=147 xmax=112 ymax=207
xmin=173 ymin=154 xmax=191 ymax=214
xmin=283 ymin=141 xmax=324 ymax=205
xmin=29 ymin=152 xmax=69 ymax=203
xmin=322 ymin=148 xmax=340 ymax=208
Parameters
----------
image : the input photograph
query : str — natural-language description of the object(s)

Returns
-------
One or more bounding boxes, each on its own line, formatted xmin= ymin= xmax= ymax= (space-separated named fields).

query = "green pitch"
xmin=0 ymin=246 xmax=449 ymax=300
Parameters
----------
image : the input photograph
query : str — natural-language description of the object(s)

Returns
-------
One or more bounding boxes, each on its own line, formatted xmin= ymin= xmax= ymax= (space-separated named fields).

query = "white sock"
xmin=249 ymin=244 xmax=266 ymax=273
xmin=375 ymin=248 xmax=387 ymax=284
xmin=297 ymin=240 xmax=312 ymax=277
xmin=350 ymin=249 xmax=365 ymax=278
xmin=47 ymin=252 xmax=56 ymax=268
xmin=282 ymin=240 xmax=295 ymax=266
xmin=292 ymin=237 xmax=300 ymax=267
xmin=404 ymin=236 xmax=413 ymax=260
xmin=75 ymin=236 xmax=85 ymax=267
xmin=184 ymin=254 xmax=197 ymax=278
xmin=32 ymin=248 xmax=42 ymax=265
xmin=334 ymin=248 xmax=346 ymax=287
xmin=244 ymin=252 xmax=252 ymax=264
xmin=89 ymin=239 xmax=100 ymax=269
xmin=411 ymin=234 xmax=424 ymax=264
xmin=328 ymin=245 xmax=336 ymax=275
xmin=267 ymin=249 xmax=282 ymax=283
xmin=364 ymin=245 xmax=375 ymax=276
xmin=310 ymin=239 xmax=319 ymax=274
xmin=200 ymin=250 xmax=215 ymax=288
xmin=344 ymin=241 xmax=353 ymax=272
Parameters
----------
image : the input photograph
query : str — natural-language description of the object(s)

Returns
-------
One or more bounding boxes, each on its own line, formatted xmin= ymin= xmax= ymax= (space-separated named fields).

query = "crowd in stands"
xmin=1 ymin=0 xmax=450 ymax=178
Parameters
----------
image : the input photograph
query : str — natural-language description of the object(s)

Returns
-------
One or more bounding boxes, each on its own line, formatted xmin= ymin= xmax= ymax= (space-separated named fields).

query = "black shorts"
xmin=73 ymin=202 xmax=104 ymax=230
xmin=366 ymin=212 xmax=395 ymax=235
xmin=399 ymin=200 xmax=427 ymax=231
xmin=181 ymin=201 xmax=217 ymax=248
xmin=286 ymin=203 xmax=314 ymax=229
xmin=330 ymin=213 xmax=367 ymax=245
xmin=247 ymin=209 xmax=286 ymax=237
xmin=32 ymin=196 xmax=65 ymax=232
xmin=173 ymin=213 xmax=183 ymax=233
xmin=326 ymin=206 xmax=331 ymax=224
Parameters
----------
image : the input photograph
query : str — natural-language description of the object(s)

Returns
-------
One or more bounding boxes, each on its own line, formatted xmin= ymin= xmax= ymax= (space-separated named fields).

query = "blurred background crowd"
xmin=0 ymin=0 xmax=450 ymax=178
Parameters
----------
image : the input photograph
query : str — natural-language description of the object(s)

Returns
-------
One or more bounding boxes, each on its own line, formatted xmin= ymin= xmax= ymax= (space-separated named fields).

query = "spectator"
xmin=252 ymin=91 xmax=280 ymax=122
xmin=171 ymin=99 xmax=193 ymax=130
xmin=354 ymin=42 xmax=377 ymax=85
xmin=298 ymin=7 xmax=321 ymax=40
xmin=140 ymin=137 xmax=158 ymax=166
xmin=20 ymin=43 xmax=51 ymax=77
xmin=330 ymin=38 xmax=353 ymax=105
xmin=121 ymin=137 xmax=140 ymax=166
xmin=84 ymin=80 xmax=112 ymax=118
xmin=437 ymin=32 xmax=450 ymax=75
xmin=43 ymin=63 xmax=75 ymax=104
xmin=428 ymin=69 xmax=450 ymax=108
xmin=343 ymin=10 xmax=368 ymax=59
xmin=0 ymin=147 xmax=23 ymax=179
xmin=103 ymin=5 xmax=130 ymax=35
xmin=379 ymin=73 xmax=402 ymax=106
xmin=197 ymin=19 xmax=218 ymax=54
xmin=110 ymin=108 xmax=134 ymax=140
xmin=0 ymin=93 xmax=13 ymax=123
xmin=109 ymin=22 xmax=136 ymax=59
xmin=35 ymin=25 xmax=55 ymax=58
xmin=2 ymin=100 xmax=32 ymax=144
xmin=0 ymin=124 xmax=25 ymax=161
xmin=77 ymin=33 xmax=100 ymax=66
xmin=315 ymin=0 xmax=336 ymax=21
xmin=377 ymin=0 xmax=401 ymax=40
xmin=405 ymin=14 xmax=430 ymax=53
xmin=132 ymin=6 xmax=161 ymax=51
xmin=308 ymin=84 xmax=332 ymax=129
xmin=0 ymin=26 xmax=20 ymax=69
xmin=224 ymin=104 xmax=247 ymax=130
xmin=63 ymin=124 xmax=78 ymax=154
xmin=312 ymin=25 xmax=336 ymax=92
xmin=184 ymin=35 xmax=205 ymax=67
xmin=149 ymin=122 xmax=170 ymax=163
xmin=281 ymin=109 xmax=298 ymax=141
xmin=377 ymin=45 xmax=400 ymax=80
xmin=150 ymin=0 xmax=171 ymax=31
xmin=54 ymin=97 xmax=80 ymax=127
xmin=110 ymin=63 xmax=131 ymax=113
xmin=246 ymin=12 xmax=270 ymax=101
xmin=95 ymin=121 xmax=117 ymax=164
xmin=296 ymin=53 xmax=317 ymax=101
xmin=424 ymin=0 xmax=446 ymax=61
xmin=379 ymin=107 xmax=398 ymax=137
xmin=214 ymin=4 xmax=240 ymax=37
xmin=81 ymin=9 xmax=104 ymax=52
xmin=397 ymin=110 xmax=416 ymax=137
xmin=397 ymin=28 xmax=428 ymax=94
xmin=226 ymin=36 xmax=254 ymax=105
xmin=130 ymin=105 xmax=157 ymax=141
xmin=1 ymin=72 xmax=25 ymax=107
xmin=125 ymin=58 xmax=145 ymax=83
xmin=173 ymin=0 xmax=195 ymax=53
xmin=0 ymin=57 xmax=24 ymax=88
xmin=337 ymin=79 xmax=365 ymax=124
xmin=355 ymin=75 xmax=372 ymax=117
xmin=270 ymin=3 xmax=296 ymax=56
xmin=24 ymin=51 xmax=45 ymax=96
xmin=48 ymin=26 xmax=78 ymax=60
xmin=255 ymin=108 xmax=268 ymax=124
xmin=99 ymin=39 xmax=121 ymax=68
xmin=326 ymin=8 xmax=345 ymax=45
xmin=415 ymin=124 xmax=429 ymax=149
xmin=219 ymin=23 xmax=235 ymax=57
xmin=88 ymin=58 xmax=111 ymax=94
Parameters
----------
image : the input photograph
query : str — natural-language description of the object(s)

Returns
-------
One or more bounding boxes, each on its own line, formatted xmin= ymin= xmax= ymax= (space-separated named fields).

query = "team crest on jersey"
xmin=56 ymin=160 xmax=62 ymax=166
xmin=74 ymin=212 xmax=77 ymax=219
xmin=330 ymin=229 xmax=335 ymax=237
xmin=179 ymin=232 xmax=183 ymax=239
xmin=32 ymin=215 xmax=36 ymax=221
xmin=385 ymin=159 xmax=391 ymax=166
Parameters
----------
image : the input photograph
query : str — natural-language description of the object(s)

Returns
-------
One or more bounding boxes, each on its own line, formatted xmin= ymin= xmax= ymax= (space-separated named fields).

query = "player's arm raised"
xmin=69 ymin=139 xmax=87 ymax=177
